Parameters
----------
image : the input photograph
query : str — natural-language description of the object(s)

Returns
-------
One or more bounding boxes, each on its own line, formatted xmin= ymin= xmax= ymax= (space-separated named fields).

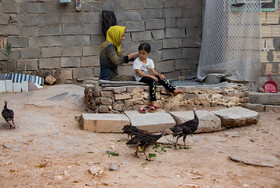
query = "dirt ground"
xmin=0 ymin=84 xmax=279 ymax=188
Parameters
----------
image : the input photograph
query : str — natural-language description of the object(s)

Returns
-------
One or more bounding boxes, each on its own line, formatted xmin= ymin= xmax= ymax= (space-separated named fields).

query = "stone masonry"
xmin=0 ymin=0 xmax=202 ymax=83
xmin=84 ymin=81 xmax=249 ymax=113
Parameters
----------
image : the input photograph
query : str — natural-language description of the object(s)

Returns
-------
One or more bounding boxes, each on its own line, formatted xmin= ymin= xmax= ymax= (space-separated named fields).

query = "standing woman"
xmin=99 ymin=25 xmax=138 ymax=81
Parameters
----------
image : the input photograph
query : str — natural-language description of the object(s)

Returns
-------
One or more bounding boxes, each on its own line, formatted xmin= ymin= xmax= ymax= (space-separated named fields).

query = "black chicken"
xmin=126 ymin=129 xmax=173 ymax=161
xmin=122 ymin=124 xmax=149 ymax=138
xmin=2 ymin=100 xmax=15 ymax=129
xmin=170 ymin=108 xmax=199 ymax=149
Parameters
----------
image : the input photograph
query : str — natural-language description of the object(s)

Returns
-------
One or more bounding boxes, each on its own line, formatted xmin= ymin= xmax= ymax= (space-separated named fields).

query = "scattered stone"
xmin=45 ymin=75 xmax=56 ymax=85
xmin=88 ymin=166 xmax=104 ymax=177
xmin=229 ymin=152 xmax=279 ymax=167
xmin=258 ymin=87 xmax=264 ymax=92
xmin=3 ymin=144 xmax=13 ymax=149
xmin=250 ymin=139 xmax=255 ymax=142
xmin=109 ymin=163 xmax=118 ymax=171
xmin=224 ymin=131 xmax=239 ymax=137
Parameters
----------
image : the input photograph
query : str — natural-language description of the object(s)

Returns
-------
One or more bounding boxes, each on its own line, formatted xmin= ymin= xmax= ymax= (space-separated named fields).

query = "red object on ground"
xmin=264 ymin=74 xmax=277 ymax=93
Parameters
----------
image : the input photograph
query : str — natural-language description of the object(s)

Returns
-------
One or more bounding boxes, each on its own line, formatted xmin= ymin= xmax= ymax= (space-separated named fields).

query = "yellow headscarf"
xmin=100 ymin=25 xmax=126 ymax=54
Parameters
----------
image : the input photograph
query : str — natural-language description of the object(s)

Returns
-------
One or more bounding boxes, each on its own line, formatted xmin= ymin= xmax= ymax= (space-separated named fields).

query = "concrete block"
xmin=17 ymin=59 xmax=38 ymax=71
xmin=117 ymin=11 xmax=142 ymax=22
xmin=163 ymin=8 xmax=182 ymax=18
xmin=123 ymin=21 xmax=145 ymax=32
xmin=124 ymin=110 xmax=176 ymax=133
xmin=40 ymin=25 xmax=61 ymax=36
xmin=213 ymin=107 xmax=259 ymax=128
xmin=63 ymin=46 xmax=83 ymax=57
xmin=131 ymin=31 xmax=152 ymax=42
xmin=163 ymin=38 xmax=182 ymax=48
xmin=265 ymin=105 xmax=280 ymax=113
xmin=0 ymin=80 xmax=6 ymax=93
xmin=166 ymin=28 xmax=185 ymax=38
xmin=73 ymin=68 xmax=93 ymax=78
xmin=151 ymin=30 xmax=164 ymax=40
xmin=7 ymin=37 xmax=28 ymax=48
xmin=20 ymin=48 xmax=41 ymax=59
xmin=177 ymin=17 xmax=201 ymax=28
xmin=141 ymin=9 xmax=163 ymax=19
xmin=73 ymin=36 xmax=91 ymax=46
xmin=63 ymin=25 xmax=83 ymax=35
xmin=21 ymin=81 xmax=29 ymax=92
xmin=83 ymin=46 xmax=100 ymax=56
xmin=155 ymin=61 xmax=175 ymax=73
xmin=182 ymin=48 xmax=201 ymax=58
xmin=61 ymin=57 xmax=80 ymax=68
xmin=166 ymin=18 xmax=177 ymax=27
xmin=13 ymin=82 xmax=22 ymax=92
xmin=22 ymin=26 xmax=40 ymax=37
xmin=82 ymin=24 xmax=102 ymax=35
xmin=170 ymin=110 xmax=222 ymax=133
xmin=146 ymin=19 xmax=165 ymax=30
xmin=81 ymin=113 xmax=130 ymax=133
xmin=249 ymin=92 xmax=280 ymax=105
xmin=5 ymin=80 xmax=13 ymax=92
xmin=162 ymin=49 xmax=182 ymax=60
xmin=39 ymin=58 xmax=60 ymax=69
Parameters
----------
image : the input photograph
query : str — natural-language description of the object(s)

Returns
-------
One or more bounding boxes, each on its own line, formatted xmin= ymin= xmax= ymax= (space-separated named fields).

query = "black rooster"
xmin=126 ymin=129 xmax=173 ymax=161
xmin=2 ymin=100 xmax=16 ymax=129
xmin=170 ymin=108 xmax=199 ymax=149
xmin=122 ymin=124 xmax=149 ymax=138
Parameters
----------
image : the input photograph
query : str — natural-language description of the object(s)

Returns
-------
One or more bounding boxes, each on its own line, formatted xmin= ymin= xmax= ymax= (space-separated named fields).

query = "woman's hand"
xmin=128 ymin=52 xmax=139 ymax=60
xmin=158 ymin=74 xmax=165 ymax=80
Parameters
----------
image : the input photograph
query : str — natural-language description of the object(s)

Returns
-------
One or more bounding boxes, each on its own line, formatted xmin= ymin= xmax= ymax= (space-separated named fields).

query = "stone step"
xmin=170 ymin=110 xmax=222 ymax=133
xmin=212 ymin=107 xmax=259 ymax=128
xmin=124 ymin=110 xmax=176 ymax=133
xmin=81 ymin=113 xmax=130 ymax=133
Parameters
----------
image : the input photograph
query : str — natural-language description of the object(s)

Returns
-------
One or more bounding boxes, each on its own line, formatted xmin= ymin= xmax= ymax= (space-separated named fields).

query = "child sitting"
xmin=133 ymin=43 xmax=182 ymax=110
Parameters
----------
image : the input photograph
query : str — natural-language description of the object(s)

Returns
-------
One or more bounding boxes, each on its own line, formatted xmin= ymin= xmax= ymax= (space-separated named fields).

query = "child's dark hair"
xmin=138 ymin=43 xmax=151 ymax=53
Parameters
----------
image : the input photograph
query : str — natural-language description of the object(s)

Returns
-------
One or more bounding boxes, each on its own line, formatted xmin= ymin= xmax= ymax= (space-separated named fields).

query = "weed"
xmin=107 ymin=151 xmax=119 ymax=157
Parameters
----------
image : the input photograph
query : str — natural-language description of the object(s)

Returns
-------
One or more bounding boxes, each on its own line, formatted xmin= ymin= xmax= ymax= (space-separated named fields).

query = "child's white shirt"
xmin=133 ymin=57 xmax=155 ymax=81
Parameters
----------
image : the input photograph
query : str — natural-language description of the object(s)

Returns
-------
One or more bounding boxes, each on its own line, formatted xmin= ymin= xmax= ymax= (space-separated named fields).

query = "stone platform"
xmin=81 ymin=107 xmax=260 ymax=133
xmin=84 ymin=81 xmax=249 ymax=114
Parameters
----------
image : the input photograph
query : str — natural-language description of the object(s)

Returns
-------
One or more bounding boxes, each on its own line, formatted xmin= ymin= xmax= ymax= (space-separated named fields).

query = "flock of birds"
xmin=1 ymin=100 xmax=198 ymax=161
xmin=123 ymin=108 xmax=199 ymax=161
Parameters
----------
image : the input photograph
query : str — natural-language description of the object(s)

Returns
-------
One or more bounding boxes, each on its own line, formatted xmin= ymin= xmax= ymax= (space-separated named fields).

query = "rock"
xmin=109 ymin=163 xmax=118 ymax=171
xmin=229 ymin=152 xmax=279 ymax=167
xmin=45 ymin=75 xmax=56 ymax=85
xmin=88 ymin=166 xmax=104 ymax=177
xmin=213 ymin=107 xmax=259 ymax=128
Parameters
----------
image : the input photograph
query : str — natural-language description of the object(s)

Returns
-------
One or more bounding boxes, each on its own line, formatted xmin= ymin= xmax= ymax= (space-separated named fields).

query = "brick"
xmin=40 ymin=25 xmax=61 ymax=36
xmin=42 ymin=47 xmax=63 ymax=57
xmin=146 ymin=19 xmax=165 ymax=29
xmin=183 ymin=7 xmax=202 ymax=18
xmin=93 ymin=67 xmax=100 ymax=77
xmin=262 ymin=25 xmax=272 ymax=37
xmin=0 ymin=25 xmax=20 ymax=35
xmin=123 ymin=21 xmax=145 ymax=32
xmin=82 ymin=24 xmax=102 ymax=35
xmin=163 ymin=8 xmax=182 ymax=18
xmin=0 ymin=3 xmax=19 ymax=13
xmin=73 ymin=67 xmax=93 ymax=78
xmin=155 ymin=60 xmax=175 ymax=73
xmin=175 ymin=59 xmax=197 ymax=70
xmin=177 ymin=17 xmax=201 ymax=28
xmin=22 ymin=26 xmax=39 ymax=37
xmin=29 ymin=36 xmax=49 ymax=47
xmin=48 ymin=36 xmax=72 ymax=46
xmin=83 ymin=46 xmax=100 ymax=56
xmin=266 ymin=12 xmax=280 ymax=24
xmin=73 ymin=36 xmax=91 ymax=45
xmin=166 ymin=18 xmax=177 ymax=27
xmin=18 ymin=15 xmax=40 ymax=26
xmin=81 ymin=113 xmax=130 ymax=133
xmin=21 ymin=48 xmax=41 ymax=59
xmin=151 ymin=30 xmax=164 ymax=40
xmin=272 ymin=25 xmax=280 ymax=37
xmin=145 ymin=0 xmax=164 ymax=8
xmin=63 ymin=46 xmax=83 ymax=57
xmin=81 ymin=13 xmax=100 ymax=24
xmin=261 ymin=51 xmax=269 ymax=62
xmin=39 ymin=58 xmax=60 ymax=69
xmin=61 ymin=13 xmax=82 ymax=24
xmin=141 ymin=9 xmax=163 ymax=19
xmin=183 ymin=48 xmax=200 ymax=59
xmin=149 ymin=51 xmax=162 ymax=63
xmin=81 ymin=56 xmax=99 ymax=67
xmin=163 ymin=38 xmax=182 ymax=48
xmin=19 ymin=3 xmax=46 ymax=14
xmin=59 ymin=69 xmax=73 ymax=80
xmin=162 ymin=49 xmax=182 ymax=60
xmin=17 ymin=59 xmax=38 ymax=71
xmin=0 ymin=14 xmax=10 ymax=24
xmin=61 ymin=57 xmax=80 ymax=68
xmin=63 ymin=25 xmax=83 ymax=35
xmin=260 ymin=12 xmax=266 ymax=24
xmin=166 ymin=28 xmax=185 ymax=38
xmin=149 ymin=41 xmax=163 ymax=51
xmin=117 ymin=11 xmax=142 ymax=22
xmin=131 ymin=31 xmax=152 ymax=42
xmin=264 ymin=63 xmax=273 ymax=75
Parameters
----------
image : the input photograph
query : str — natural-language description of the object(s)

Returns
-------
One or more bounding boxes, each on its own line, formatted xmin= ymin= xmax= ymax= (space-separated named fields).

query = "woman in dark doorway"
xmin=99 ymin=25 xmax=138 ymax=81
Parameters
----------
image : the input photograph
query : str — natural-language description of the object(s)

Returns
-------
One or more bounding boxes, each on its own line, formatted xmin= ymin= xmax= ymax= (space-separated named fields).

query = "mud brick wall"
xmin=0 ymin=0 xmax=202 ymax=82
xmin=84 ymin=83 xmax=249 ymax=113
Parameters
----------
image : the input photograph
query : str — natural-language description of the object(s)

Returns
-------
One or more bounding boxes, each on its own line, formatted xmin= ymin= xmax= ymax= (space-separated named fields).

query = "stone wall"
xmin=84 ymin=82 xmax=249 ymax=113
xmin=0 ymin=0 xmax=202 ymax=82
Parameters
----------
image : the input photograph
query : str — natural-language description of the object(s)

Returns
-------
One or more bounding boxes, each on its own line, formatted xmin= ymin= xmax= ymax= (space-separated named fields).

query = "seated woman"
xmin=99 ymin=25 xmax=138 ymax=81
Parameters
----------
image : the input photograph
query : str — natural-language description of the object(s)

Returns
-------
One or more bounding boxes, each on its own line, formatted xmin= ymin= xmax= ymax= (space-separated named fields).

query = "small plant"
xmin=148 ymin=153 xmax=157 ymax=159
xmin=1 ymin=41 xmax=13 ymax=72
xmin=107 ymin=151 xmax=119 ymax=157
xmin=117 ymin=139 xmax=124 ymax=142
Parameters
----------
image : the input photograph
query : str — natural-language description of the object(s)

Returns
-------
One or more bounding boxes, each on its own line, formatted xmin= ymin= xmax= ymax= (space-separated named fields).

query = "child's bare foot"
xmin=151 ymin=101 xmax=160 ymax=108
xmin=173 ymin=90 xmax=183 ymax=96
